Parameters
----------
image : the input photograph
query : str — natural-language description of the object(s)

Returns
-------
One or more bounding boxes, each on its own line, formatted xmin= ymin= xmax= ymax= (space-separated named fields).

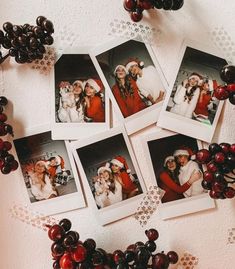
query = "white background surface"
xmin=0 ymin=1 xmax=235 ymax=268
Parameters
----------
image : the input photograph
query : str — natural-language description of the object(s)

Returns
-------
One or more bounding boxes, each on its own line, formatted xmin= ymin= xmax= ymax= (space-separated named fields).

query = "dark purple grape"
xmin=0 ymin=124 xmax=7 ymax=136
xmin=229 ymin=91 xmax=235 ymax=105
xmin=5 ymin=31 xmax=15 ymax=39
xmin=18 ymin=34 xmax=27 ymax=46
xmin=116 ymin=263 xmax=129 ymax=269
xmin=136 ymin=246 xmax=151 ymax=265
xmin=26 ymin=31 xmax=34 ymax=39
xmin=37 ymin=45 xmax=46 ymax=53
xmin=124 ymin=250 xmax=135 ymax=263
xmin=4 ymin=154 xmax=15 ymax=163
xmin=201 ymin=179 xmax=212 ymax=190
xmin=113 ymin=250 xmax=125 ymax=265
xmin=3 ymin=22 xmax=13 ymax=33
xmin=145 ymin=229 xmax=159 ymax=241
xmin=0 ymin=96 xmax=8 ymax=106
xmin=12 ymin=25 xmax=23 ymax=36
xmin=123 ymin=0 xmax=137 ymax=11
xmin=0 ymin=150 xmax=8 ymax=158
xmin=10 ymin=160 xmax=18 ymax=171
xmin=209 ymin=143 xmax=222 ymax=155
xmin=2 ymin=37 xmax=12 ymax=49
xmin=213 ymin=172 xmax=224 ymax=181
xmin=1 ymin=164 xmax=11 ymax=174
xmin=22 ymin=23 xmax=31 ymax=33
xmin=42 ymin=35 xmax=54 ymax=45
xmin=84 ymin=238 xmax=96 ymax=252
xmin=29 ymin=37 xmax=39 ymax=49
xmin=33 ymin=26 xmax=44 ymax=37
xmin=48 ymin=224 xmax=65 ymax=242
xmin=135 ymin=241 xmax=145 ymax=249
xmin=36 ymin=16 xmax=47 ymax=27
xmin=219 ymin=143 xmax=231 ymax=154
xmin=152 ymin=253 xmax=169 ymax=269
xmin=9 ymin=48 xmax=18 ymax=57
xmin=162 ymin=0 xmax=173 ymax=10
xmin=171 ymin=0 xmax=184 ymax=10
xmin=220 ymin=65 xmax=235 ymax=84
xmin=212 ymin=180 xmax=227 ymax=193
xmin=91 ymin=250 xmax=104 ymax=266
xmin=53 ymin=260 xmax=60 ymax=269
xmin=11 ymin=38 xmax=20 ymax=49
xmin=209 ymin=190 xmax=221 ymax=199
xmin=0 ymin=113 xmax=7 ymax=122
xmin=59 ymin=219 xmax=72 ymax=232
xmin=0 ymin=106 xmax=3 ymax=113
xmin=153 ymin=0 xmax=163 ymax=9
xmin=227 ymin=153 xmax=235 ymax=168
xmin=145 ymin=241 xmax=156 ymax=252
xmin=130 ymin=9 xmax=143 ymax=22
xmin=0 ymin=30 xmax=4 ymax=43
xmin=223 ymin=187 xmax=235 ymax=199
xmin=167 ymin=251 xmax=178 ymax=264
xmin=42 ymin=19 xmax=54 ymax=33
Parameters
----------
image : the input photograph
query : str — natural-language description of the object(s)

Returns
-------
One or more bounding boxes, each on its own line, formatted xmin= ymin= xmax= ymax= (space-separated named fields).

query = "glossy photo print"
xmin=91 ymin=38 xmax=168 ymax=134
xmin=158 ymin=41 xmax=227 ymax=142
xmin=52 ymin=49 xmax=109 ymax=140
xmin=13 ymin=127 xmax=85 ymax=215
xmin=141 ymin=129 xmax=215 ymax=220
xmin=71 ymin=126 xmax=146 ymax=225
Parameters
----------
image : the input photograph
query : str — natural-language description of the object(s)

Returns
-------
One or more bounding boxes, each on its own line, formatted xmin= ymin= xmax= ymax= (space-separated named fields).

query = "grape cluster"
xmin=0 ymin=16 xmax=54 ymax=64
xmin=48 ymin=219 xmax=178 ymax=269
xmin=0 ymin=96 xmax=18 ymax=174
xmin=123 ymin=0 xmax=184 ymax=22
xmin=214 ymin=65 xmax=235 ymax=105
xmin=195 ymin=143 xmax=235 ymax=199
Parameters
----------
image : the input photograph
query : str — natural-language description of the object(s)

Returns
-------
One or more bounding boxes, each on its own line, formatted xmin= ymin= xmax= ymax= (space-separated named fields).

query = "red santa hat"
xmin=114 ymin=65 xmax=127 ymax=75
xmin=97 ymin=163 xmax=111 ymax=175
xmin=111 ymin=156 xmax=131 ymax=173
xmin=164 ymin=156 xmax=175 ymax=167
xmin=85 ymin=79 xmax=103 ymax=93
xmin=208 ymin=79 xmax=218 ymax=92
xmin=188 ymin=73 xmax=202 ymax=82
xmin=72 ymin=80 xmax=84 ymax=89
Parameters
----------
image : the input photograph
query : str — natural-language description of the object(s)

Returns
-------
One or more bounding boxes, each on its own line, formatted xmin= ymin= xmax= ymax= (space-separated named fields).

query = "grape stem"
xmin=0 ymin=53 xmax=10 ymax=64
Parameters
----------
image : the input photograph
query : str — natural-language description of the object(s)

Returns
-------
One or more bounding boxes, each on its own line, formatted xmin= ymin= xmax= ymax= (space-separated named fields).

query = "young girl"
xmin=29 ymin=161 xmax=58 ymax=201
xmin=69 ymin=80 xmax=85 ymax=122
xmin=110 ymin=156 xmax=139 ymax=199
xmin=112 ymin=64 xmax=146 ymax=118
xmin=84 ymin=79 xmax=105 ymax=122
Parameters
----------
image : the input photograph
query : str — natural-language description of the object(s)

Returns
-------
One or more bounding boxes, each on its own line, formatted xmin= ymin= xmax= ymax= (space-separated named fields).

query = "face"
xmin=111 ymin=164 xmax=121 ymax=173
xmin=188 ymin=77 xmax=199 ymax=87
xmin=35 ymin=162 xmax=45 ymax=173
xmin=176 ymin=155 xmax=189 ymax=166
xmin=129 ymin=64 xmax=140 ymax=76
xmin=99 ymin=171 xmax=110 ymax=181
xmin=73 ymin=84 xmax=83 ymax=95
xmin=116 ymin=67 xmax=126 ymax=79
xmin=202 ymin=82 xmax=209 ymax=91
xmin=50 ymin=159 xmax=57 ymax=166
xmin=85 ymin=83 xmax=96 ymax=96
xmin=166 ymin=159 xmax=177 ymax=171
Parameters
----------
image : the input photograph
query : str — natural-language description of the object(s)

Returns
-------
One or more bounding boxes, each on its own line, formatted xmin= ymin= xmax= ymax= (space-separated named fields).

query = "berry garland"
xmin=123 ymin=0 xmax=184 ymax=22
xmin=47 ymin=219 xmax=179 ymax=269
xmin=0 ymin=16 xmax=54 ymax=64
xmin=214 ymin=64 xmax=235 ymax=105
xmin=195 ymin=143 xmax=235 ymax=199
xmin=0 ymin=96 xmax=18 ymax=174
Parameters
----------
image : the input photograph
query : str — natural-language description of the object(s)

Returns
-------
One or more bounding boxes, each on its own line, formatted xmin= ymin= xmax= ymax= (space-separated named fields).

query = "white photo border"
xmin=158 ymin=39 xmax=227 ymax=142
xmin=13 ymin=124 xmax=86 ymax=216
xmin=70 ymin=125 xmax=147 ymax=225
xmin=51 ymin=47 xmax=110 ymax=140
xmin=90 ymin=38 xmax=169 ymax=135
xmin=141 ymin=128 xmax=215 ymax=220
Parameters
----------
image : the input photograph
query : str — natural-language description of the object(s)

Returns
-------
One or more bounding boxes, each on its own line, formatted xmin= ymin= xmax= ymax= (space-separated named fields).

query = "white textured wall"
xmin=0 ymin=1 xmax=235 ymax=268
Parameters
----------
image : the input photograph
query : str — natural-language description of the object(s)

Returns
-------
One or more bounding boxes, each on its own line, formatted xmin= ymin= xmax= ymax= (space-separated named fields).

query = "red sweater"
xmin=194 ymin=92 xmax=212 ymax=117
xmin=158 ymin=171 xmax=190 ymax=203
xmin=119 ymin=171 xmax=138 ymax=194
xmin=112 ymin=80 xmax=146 ymax=118
xmin=86 ymin=96 xmax=105 ymax=122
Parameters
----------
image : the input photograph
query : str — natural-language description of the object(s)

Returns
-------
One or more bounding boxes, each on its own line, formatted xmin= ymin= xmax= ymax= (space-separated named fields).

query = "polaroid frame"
xmin=90 ymin=38 xmax=169 ymax=135
xmin=158 ymin=40 xmax=227 ymax=142
xmin=70 ymin=125 xmax=146 ymax=225
xmin=13 ymin=124 xmax=86 ymax=216
xmin=141 ymin=128 xmax=215 ymax=220
xmin=51 ymin=48 xmax=110 ymax=140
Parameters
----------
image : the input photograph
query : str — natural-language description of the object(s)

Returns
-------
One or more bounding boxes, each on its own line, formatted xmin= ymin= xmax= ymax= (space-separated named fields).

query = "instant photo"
xmin=158 ymin=41 xmax=227 ymax=142
xmin=91 ymin=38 xmax=168 ymax=134
xmin=52 ymin=49 xmax=110 ymax=140
xmin=141 ymin=129 xmax=215 ymax=220
xmin=71 ymin=126 xmax=146 ymax=225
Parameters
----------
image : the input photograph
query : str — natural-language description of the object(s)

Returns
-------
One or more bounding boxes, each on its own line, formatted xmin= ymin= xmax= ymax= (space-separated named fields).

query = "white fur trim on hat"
xmin=86 ymin=79 xmax=101 ymax=93
xmin=111 ymin=159 xmax=124 ymax=168
xmin=164 ymin=156 xmax=175 ymax=167
xmin=189 ymin=75 xmax=201 ymax=81
xmin=173 ymin=150 xmax=189 ymax=157
xmin=125 ymin=61 xmax=138 ymax=72
xmin=114 ymin=65 xmax=127 ymax=76
xmin=73 ymin=80 xmax=84 ymax=89
xmin=97 ymin=165 xmax=111 ymax=175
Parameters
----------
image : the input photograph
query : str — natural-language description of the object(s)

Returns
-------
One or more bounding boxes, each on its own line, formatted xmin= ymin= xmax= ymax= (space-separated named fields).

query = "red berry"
xmin=145 ymin=229 xmax=159 ymax=241
xmin=196 ymin=149 xmax=211 ymax=164
xmin=0 ymin=158 xmax=4 ymax=169
xmin=152 ymin=253 xmax=169 ymax=269
xmin=130 ymin=10 xmax=143 ymax=22
xmin=227 ymin=83 xmax=235 ymax=92
xmin=123 ymin=0 xmax=137 ymax=11
xmin=167 ymin=251 xmax=178 ymax=264
xmin=214 ymin=152 xmax=225 ymax=164
xmin=219 ymin=143 xmax=231 ymax=154
xmin=203 ymin=171 xmax=214 ymax=182
xmin=0 ymin=139 xmax=3 ymax=150
xmin=51 ymin=242 xmax=65 ymax=257
xmin=229 ymin=144 xmax=235 ymax=154
xmin=3 ymin=141 xmax=12 ymax=151
xmin=48 ymin=224 xmax=65 ymax=241
xmin=223 ymin=187 xmax=235 ymax=199
xmin=0 ymin=124 xmax=7 ymax=136
xmin=10 ymin=160 xmax=18 ymax=171
xmin=212 ymin=181 xmax=227 ymax=193
xmin=214 ymin=85 xmax=230 ymax=100
xmin=139 ymin=0 xmax=153 ymax=10
xmin=209 ymin=190 xmax=221 ymax=199
xmin=60 ymin=253 xmax=75 ymax=269
xmin=207 ymin=161 xmax=218 ymax=173
xmin=0 ymin=113 xmax=7 ymax=122
xmin=71 ymin=244 xmax=87 ymax=263
xmin=201 ymin=179 xmax=212 ymax=190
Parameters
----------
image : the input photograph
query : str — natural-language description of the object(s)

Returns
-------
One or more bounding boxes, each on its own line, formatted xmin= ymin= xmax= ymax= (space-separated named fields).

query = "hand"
xmin=155 ymin=90 xmax=165 ymax=103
